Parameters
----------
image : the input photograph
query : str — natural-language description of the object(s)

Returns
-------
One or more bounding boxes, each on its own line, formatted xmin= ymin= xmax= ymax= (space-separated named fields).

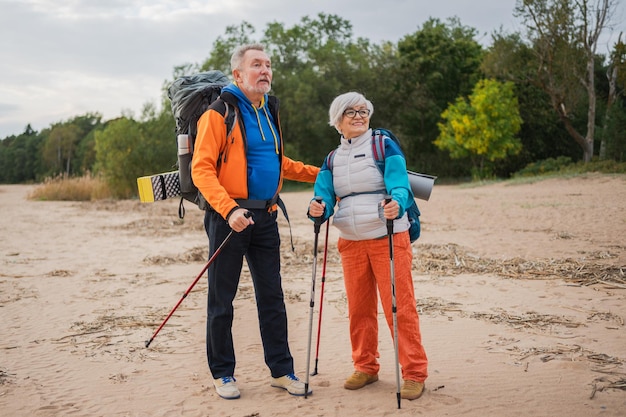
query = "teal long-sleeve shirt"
xmin=310 ymin=132 xmax=413 ymax=223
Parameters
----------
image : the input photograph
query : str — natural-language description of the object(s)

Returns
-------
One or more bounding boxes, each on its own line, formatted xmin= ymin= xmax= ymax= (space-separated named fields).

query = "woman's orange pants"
xmin=337 ymin=231 xmax=428 ymax=382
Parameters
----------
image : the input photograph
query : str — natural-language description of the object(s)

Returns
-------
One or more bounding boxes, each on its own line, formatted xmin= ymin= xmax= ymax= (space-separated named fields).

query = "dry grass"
xmin=28 ymin=173 xmax=113 ymax=201
xmin=413 ymin=243 xmax=626 ymax=287
xmin=0 ymin=368 xmax=16 ymax=385
xmin=278 ymin=239 xmax=626 ymax=289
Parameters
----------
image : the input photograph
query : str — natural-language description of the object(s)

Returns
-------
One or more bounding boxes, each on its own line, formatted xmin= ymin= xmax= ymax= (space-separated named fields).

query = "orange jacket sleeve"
xmin=192 ymin=109 xmax=242 ymax=220
xmin=282 ymin=156 xmax=319 ymax=183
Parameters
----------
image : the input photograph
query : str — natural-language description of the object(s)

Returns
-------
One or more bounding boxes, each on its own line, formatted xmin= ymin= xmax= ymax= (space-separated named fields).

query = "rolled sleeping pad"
xmin=407 ymin=171 xmax=437 ymax=201
xmin=137 ymin=171 xmax=181 ymax=203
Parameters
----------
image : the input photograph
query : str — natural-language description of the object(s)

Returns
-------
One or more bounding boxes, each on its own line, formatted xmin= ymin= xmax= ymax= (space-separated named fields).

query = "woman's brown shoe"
xmin=343 ymin=371 xmax=379 ymax=390
xmin=400 ymin=380 xmax=425 ymax=400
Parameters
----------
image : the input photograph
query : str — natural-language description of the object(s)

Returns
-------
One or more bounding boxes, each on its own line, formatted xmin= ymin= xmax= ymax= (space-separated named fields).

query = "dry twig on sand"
xmin=413 ymin=243 xmax=625 ymax=288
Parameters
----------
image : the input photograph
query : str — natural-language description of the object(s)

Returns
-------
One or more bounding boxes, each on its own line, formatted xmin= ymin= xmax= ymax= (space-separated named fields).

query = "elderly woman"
xmin=308 ymin=92 xmax=428 ymax=400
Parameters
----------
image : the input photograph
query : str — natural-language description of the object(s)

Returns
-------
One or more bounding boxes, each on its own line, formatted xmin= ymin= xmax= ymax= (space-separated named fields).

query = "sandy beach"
xmin=1 ymin=174 xmax=625 ymax=416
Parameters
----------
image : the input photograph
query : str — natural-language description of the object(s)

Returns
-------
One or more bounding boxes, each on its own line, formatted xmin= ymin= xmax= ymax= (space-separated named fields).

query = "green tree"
xmin=482 ymin=32 xmax=579 ymax=172
xmin=69 ymin=113 xmax=103 ymax=175
xmin=600 ymin=33 xmax=626 ymax=160
xmin=201 ymin=22 xmax=256 ymax=73
xmin=262 ymin=13 xmax=387 ymax=165
xmin=41 ymin=123 xmax=82 ymax=176
xmin=37 ymin=114 xmax=103 ymax=178
xmin=515 ymin=0 xmax=619 ymax=162
xmin=94 ymin=107 xmax=174 ymax=198
xmin=435 ymin=79 xmax=523 ymax=179
xmin=94 ymin=117 xmax=140 ymax=197
xmin=392 ymin=17 xmax=485 ymax=175
xmin=602 ymin=100 xmax=626 ymax=161
xmin=0 ymin=125 xmax=43 ymax=183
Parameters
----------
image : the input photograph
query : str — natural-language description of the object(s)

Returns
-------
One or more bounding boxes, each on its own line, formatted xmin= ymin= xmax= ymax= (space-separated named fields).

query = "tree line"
xmin=1 ymin=2 xmax=624 ymax=198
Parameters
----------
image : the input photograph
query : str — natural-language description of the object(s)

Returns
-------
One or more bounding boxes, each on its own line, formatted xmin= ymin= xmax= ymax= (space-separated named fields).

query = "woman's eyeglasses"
xmin=343 ymin=109 xmax=371 ymax=118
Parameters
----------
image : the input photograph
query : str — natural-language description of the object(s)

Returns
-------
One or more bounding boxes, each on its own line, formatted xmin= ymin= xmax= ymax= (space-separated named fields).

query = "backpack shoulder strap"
xmin=325 ymin=148 xmax=337 ymax=172
xmin=371 ymin=130 xmax=386 ymax=174
xmin=223 ymin=102 xmax=236 ymax=138
xmin=328 ymin=131 xmax=385 ymax=174
xmin=208 ymin=95 xmax=237 ymax=137
xmin=267 ymin=95 xmax=280 ymax=120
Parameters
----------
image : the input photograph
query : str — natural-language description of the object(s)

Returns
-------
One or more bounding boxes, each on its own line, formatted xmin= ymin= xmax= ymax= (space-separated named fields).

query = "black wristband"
xmin=226 ymin=206 xmax=241 ymax=222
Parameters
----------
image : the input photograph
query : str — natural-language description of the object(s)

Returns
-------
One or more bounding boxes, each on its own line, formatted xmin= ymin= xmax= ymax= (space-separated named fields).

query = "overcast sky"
xmin=0 ymin=0 xmax=623 ymax=138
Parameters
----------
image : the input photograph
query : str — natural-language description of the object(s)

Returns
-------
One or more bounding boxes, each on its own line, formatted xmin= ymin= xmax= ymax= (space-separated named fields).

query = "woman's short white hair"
xmin=328 ymin=92 xmax=374 ymax=133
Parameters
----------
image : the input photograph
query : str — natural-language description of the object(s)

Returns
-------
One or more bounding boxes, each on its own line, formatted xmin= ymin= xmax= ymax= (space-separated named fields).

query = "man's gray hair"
xmin=230 ymin=43 xmax=266 ymax=71
xmin=328 ymin=92 xmax=374 ymax=133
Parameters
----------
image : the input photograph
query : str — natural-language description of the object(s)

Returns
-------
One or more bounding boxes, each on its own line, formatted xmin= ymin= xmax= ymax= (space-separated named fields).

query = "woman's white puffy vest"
xmin=332 ymin=130 xmax=409 ymax=241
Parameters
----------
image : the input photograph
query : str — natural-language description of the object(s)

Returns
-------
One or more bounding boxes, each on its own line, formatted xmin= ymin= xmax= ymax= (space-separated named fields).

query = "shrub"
xmin=28 ymin=173 xmax=113 ymax=201
xmin=514 ymin=157 xmax=626 ymax=178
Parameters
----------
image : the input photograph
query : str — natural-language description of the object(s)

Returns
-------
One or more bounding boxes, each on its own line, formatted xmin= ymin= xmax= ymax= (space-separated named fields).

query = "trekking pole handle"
xmin=226 ymin=207 xmax=252 ymax=229
xmin=384 ymin=195 xmax=393 ymax=234
xmin=313 ymin=196 xmax=324 ymax=231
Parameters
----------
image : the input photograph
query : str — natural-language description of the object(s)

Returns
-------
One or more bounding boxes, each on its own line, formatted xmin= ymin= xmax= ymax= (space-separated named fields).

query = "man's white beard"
xmin=241 ymin=78 xmax=271 ymax=96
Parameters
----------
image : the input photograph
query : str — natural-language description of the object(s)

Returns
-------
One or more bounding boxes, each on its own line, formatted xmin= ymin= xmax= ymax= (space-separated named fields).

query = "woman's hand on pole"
xmin=308 ymin=199 xmax=325 ymax=220
xmin=381 ymin=198 xmax=400 ymax=220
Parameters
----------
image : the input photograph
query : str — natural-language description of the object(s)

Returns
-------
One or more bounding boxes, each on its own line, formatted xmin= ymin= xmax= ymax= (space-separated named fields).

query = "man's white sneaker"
xmin=270 ymin=373 xmax=312 ymax=396
xmin=213 ymin=376 xmax=240 ymax=399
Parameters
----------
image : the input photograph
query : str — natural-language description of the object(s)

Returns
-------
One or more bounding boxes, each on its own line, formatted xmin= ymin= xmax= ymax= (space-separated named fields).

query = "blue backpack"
xmin=325 ymin=128 xmax=421 ymax=242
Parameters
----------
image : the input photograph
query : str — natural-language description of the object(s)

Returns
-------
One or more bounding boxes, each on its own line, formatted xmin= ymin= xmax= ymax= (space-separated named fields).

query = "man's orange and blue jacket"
xmin=191 ymin=84 xmax=319 ymax=220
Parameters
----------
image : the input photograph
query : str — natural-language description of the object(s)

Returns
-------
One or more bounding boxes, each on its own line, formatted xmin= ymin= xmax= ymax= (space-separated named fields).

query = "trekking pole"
xmin=385 ymin=196 xmax=402 ymax=409
xmin=305 ymin=197 xmax=324 ymax=398
xmin=311 ymin=221 xmax=330 ymax=376
xmin=145 ymin=212 xmax=250 ymax=348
